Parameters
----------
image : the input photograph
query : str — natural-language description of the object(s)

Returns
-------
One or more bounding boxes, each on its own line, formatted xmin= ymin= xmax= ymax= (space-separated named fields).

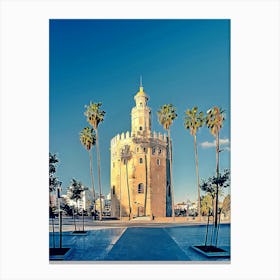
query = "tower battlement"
xmin=111 ymin=131 xmax=168 ymax=147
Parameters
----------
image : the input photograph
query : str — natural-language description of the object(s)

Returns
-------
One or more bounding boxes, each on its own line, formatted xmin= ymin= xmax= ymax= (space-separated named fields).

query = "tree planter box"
xmin=191 ymin=245 xmax=230 ymax=258
xmin=71 ymin=230 xmax=88 ymax=235
xmin=49 ymin=248 xmax=71 ymax=260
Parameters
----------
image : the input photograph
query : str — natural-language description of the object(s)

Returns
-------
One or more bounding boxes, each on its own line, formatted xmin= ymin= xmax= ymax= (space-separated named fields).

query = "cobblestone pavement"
xmin=49 ymin=224 xmax=230 ymax=262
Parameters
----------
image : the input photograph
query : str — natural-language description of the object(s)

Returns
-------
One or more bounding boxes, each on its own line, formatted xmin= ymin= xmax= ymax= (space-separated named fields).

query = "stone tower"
xmin=110 ymin=81 xmax=172 ymax=219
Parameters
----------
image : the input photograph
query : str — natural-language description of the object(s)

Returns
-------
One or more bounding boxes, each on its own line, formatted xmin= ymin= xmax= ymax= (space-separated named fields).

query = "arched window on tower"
xmin=112 ymin=185 xmax=115 ymax=195
xmin=139 ymin=158 xmax=143 ymax=164
xmin=138 ymin=183 xmax=144 ymax=194
xmin=139 ymin=126 xmax=143 ymax=131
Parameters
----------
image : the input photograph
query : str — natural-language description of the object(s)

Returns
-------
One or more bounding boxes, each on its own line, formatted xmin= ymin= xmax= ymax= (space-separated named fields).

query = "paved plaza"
xmin=49 ymin=221 xmax=230 ymax=262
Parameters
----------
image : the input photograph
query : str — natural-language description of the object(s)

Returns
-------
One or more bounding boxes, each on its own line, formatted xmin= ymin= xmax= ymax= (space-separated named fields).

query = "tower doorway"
xmin=137 ymin=206 xmax=145 ymax=217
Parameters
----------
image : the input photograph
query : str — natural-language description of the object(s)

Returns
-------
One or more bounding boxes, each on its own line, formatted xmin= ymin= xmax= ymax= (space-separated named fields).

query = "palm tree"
xmin=205 ymin=106 xmax=225 ymax=227
xmin=84 ymin=102 xmax=106 ymax=221
xmin=69 ymin=178 xmax=88 ymax=232
xmin=80 ymin=127 xmax=97 ymax=219
xmin=120 ymin=145 xmax=132 ymax=220
xmin=184 ymin=107 xmax=204 ymax=218
xmin=157 ymin=104 xmax=177 ymax=220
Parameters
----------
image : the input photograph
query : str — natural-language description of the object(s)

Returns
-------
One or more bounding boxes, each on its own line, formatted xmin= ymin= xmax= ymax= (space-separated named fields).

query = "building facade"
xmin=110 ymin=84 xmax=172 ymax=219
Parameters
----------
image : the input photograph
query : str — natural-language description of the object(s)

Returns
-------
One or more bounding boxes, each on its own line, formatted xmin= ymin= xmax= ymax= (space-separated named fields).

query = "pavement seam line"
xmin=101 ymin=227 xmax=127 ymax=260
xmin=163 ymin=228 xmax=190 ymax=259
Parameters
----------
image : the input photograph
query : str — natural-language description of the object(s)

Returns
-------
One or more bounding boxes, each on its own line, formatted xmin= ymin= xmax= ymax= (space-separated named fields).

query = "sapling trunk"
xmin=82 ymin=209 xmax=85 ymax=232
xmin=73 ymin=208 xmax=76 ymax=231
xmin=205 ymin=209 xmax=211 ymax=247
xmin=59 ymin=211 xmax=62 ymax=248
xmin=215 ymin=208 xmax=222 ymax=247
xmin=51 ymin=215 xmax=55 ymax=248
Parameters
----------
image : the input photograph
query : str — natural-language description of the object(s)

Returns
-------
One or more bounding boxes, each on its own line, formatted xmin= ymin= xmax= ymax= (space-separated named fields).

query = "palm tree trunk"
xmin=89 ymin=151 xmax=96 ymax=220
xmin=168 ymin=129 xmax=175 ymax=221
xmin=126 ymin=161 xmax=131 ymax=220
xmin=194 ymin=134 xmax=201 ymax=218
xmin=144 ymin=152 xmax=148 ymax=216
xmin=214 ymin=132 xmax=220 ymax=227
xmin=95 ymin=128 xmax=103 ymax=221
xmin=119 ymin=159 xmax=122 ymax=220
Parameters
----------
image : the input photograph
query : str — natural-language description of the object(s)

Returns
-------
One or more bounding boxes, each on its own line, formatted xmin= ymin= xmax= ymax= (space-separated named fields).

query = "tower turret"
xmin=131 ymin=79 xmax=151 ymax=136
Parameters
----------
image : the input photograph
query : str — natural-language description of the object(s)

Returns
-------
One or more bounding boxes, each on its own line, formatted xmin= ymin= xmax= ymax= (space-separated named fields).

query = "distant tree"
xmin=80 ymin=126 xmax=97 ymax=219
xmin=200 ymin=194 xmax=213 ymax=216
xmin=184 ymin=106 xmax=204 ymax=217
xmin=222 ymin=194 xmax=231 ymax=217
xmin=205 ymin=106 xmax=225 ymax=227
xmin=69 ymin=178 xmax=88 ymax=232
xmin=84 ymin=102 xmax=105 ymax=221
xmin=120 ymin=145 xmax=132 ymax=220
xmin=157 ymin=104 xmax=177 ymax=220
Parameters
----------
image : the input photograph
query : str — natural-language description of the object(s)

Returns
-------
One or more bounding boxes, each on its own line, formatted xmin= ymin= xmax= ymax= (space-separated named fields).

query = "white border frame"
xmin=1 ymin=0 xmax=279 ymax=279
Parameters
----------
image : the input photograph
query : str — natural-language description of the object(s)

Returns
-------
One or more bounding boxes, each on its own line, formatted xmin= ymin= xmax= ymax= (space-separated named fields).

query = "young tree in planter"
xmin=84 ymin=102 xmax=106 ymax=221
xmin=49 ymin=153 xmax=60 ymax=247
xmin=184 ymin=106 xmax=204 ymax=218
xmin=157 ymin=104 xmax=177 ymax=220
xmin=200 ymin=169 xmax=230 ymax=247
xmin=80 ymin=126 xmax=97 ymax=219
xmin=69 ymin=178 xmax=88 ymax=232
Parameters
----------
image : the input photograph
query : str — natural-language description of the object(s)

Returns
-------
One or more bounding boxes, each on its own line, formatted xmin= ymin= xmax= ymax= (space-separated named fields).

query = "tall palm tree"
xmin=120 ymin=145 xmax=132 ymax=220
xmin=84 ymin=102 xmax=106 ymax=221
xmin=184 ymin=106 xmax=204 ymax=218
xmin=79 ymin=127 xmax=97 ymax=219
xmin=206 ymin=106 xmax=225 ymax=227
xmin=69 ymin=178 xmax=88 ymax=232
xmin=157 ymin=104 xmax=177 ymax=220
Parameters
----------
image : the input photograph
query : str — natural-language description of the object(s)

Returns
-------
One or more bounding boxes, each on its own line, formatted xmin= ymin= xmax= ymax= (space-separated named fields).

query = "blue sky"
xmin=49 ymin=19 xmax=230 ymax=203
